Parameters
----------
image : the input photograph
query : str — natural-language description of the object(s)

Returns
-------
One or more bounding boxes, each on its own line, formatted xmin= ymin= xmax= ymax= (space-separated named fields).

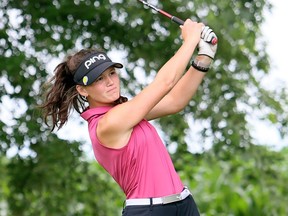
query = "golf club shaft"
xmin=139 ymin=0 xmax=184 ymax=25
xmin=138 ymin=0 xmax=218 ymax=45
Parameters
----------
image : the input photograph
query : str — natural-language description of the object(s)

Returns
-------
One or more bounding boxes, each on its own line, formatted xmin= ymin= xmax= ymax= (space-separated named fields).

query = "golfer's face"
xmin=85 ymin=67 xmax=120 ymax=107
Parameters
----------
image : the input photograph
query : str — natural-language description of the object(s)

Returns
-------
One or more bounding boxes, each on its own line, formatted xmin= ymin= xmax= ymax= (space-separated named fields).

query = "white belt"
xmin=125 ymin=188 xmax=191 ymax=206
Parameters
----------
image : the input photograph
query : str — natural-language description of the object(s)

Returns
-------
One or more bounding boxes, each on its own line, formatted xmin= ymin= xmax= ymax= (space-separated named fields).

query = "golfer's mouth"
xmin=107 ymin=87 xmax=117 ymax=93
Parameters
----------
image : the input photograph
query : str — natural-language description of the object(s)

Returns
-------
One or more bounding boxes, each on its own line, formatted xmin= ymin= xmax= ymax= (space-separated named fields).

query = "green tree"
xmin=0 ymin=0 xmax=287 ymax=215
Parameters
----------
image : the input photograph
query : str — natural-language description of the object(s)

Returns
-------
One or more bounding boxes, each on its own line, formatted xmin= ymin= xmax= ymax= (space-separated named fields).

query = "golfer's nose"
xmin=105 ymin=76 xmax=113 ymax=86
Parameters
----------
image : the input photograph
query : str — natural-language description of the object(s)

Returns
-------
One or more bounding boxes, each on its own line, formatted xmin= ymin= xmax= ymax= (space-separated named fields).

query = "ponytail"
xmin=40 ymin=60 xmax=84 ymax=131
xmin=113 ymin=96 xmax=128 ymax=105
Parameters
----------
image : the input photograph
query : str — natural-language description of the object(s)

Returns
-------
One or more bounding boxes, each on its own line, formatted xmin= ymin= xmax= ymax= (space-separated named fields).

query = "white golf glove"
xmin=198 ymin=26 xmax=218 ymax=59
xmin=191 ymin=26 xmax=218 ymax=72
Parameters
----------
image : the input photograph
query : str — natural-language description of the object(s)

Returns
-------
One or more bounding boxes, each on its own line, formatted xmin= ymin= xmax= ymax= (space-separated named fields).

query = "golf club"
xmin=138 ymin=0 xmax=218 ymax=45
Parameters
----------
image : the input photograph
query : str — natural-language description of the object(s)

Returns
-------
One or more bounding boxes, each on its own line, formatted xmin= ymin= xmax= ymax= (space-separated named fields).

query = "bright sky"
xmin=251 ymin=0 xmax=288 ymax=150
xmin=262 ymin=0 xmax=288 ymax=86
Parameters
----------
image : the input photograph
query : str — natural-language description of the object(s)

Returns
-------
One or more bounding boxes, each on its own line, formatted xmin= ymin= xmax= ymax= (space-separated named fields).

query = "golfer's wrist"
xmin=183 ymin=39 xmax=199 ymax=52
xmin=191 ymin=55 xmax=213 ymax=72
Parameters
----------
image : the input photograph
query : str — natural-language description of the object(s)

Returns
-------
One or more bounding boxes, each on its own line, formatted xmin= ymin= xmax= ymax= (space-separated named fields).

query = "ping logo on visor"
xmin=73 ymin=51 xmax=123 ymax=86
xmin=84 ymin=54 xmax=106 ymax=70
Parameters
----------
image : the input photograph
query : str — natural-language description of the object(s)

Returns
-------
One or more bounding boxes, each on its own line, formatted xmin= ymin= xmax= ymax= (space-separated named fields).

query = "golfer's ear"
xmin=76 ymin=85 xmax=88 ymax=97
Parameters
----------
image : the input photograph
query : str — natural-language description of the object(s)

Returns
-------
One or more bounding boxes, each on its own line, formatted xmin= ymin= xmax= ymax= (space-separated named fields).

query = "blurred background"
xmin=0 ymin=0 xmax=287 ymax=215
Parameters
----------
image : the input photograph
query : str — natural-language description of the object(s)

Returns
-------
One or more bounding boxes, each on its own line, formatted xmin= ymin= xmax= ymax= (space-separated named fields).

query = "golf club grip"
xmin=171 ymin=16 xmax=184 ymax=25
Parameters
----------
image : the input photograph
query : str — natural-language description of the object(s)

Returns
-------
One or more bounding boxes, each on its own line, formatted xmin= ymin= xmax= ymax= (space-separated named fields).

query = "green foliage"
xmin=174 ymin=146 xmax=288 ymax=216
xmin=0 ymin=0 xmax=287 ymax=215
xmin=2 ymin=135 xmax=123 ymax=216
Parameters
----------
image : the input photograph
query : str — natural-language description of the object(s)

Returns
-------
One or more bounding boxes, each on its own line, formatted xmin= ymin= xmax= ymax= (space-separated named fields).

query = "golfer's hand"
xmin=201 ymin=26 xmax=217 ymax=44
xmin=198 ymin=26 xmax=218 ymax=59
xmin=181 ymin=19 xmax=203 ymax=45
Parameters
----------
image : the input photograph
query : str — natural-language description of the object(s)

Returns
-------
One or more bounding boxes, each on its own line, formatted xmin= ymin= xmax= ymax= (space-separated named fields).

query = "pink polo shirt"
xmin=81 ymin=106 xmax=183 ymax=199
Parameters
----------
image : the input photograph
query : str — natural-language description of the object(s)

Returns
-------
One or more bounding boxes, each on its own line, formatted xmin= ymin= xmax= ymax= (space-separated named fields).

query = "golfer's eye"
xmin=96 ymin=76 xmax=103 ymax=82
xmin=110 ymin=70 xmax=116 ymax=75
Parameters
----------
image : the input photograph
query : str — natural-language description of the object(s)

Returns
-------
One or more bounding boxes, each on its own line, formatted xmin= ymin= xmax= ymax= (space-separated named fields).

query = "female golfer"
xmin=41 ymin=19 xmax=217 ymax=215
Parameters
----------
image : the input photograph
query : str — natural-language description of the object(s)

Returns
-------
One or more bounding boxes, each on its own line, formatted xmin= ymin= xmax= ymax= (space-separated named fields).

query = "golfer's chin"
xmin=109 ymin=93 xmax=121 ymax=102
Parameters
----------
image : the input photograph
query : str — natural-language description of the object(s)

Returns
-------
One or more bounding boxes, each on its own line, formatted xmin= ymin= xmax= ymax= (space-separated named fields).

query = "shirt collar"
xmin=81 ymin=106 xmax=113 ymax=121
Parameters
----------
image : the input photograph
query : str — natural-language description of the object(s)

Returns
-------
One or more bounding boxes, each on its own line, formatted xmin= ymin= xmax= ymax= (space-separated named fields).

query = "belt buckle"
xmin=162 ymin=194 xmax=182 ymax=204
